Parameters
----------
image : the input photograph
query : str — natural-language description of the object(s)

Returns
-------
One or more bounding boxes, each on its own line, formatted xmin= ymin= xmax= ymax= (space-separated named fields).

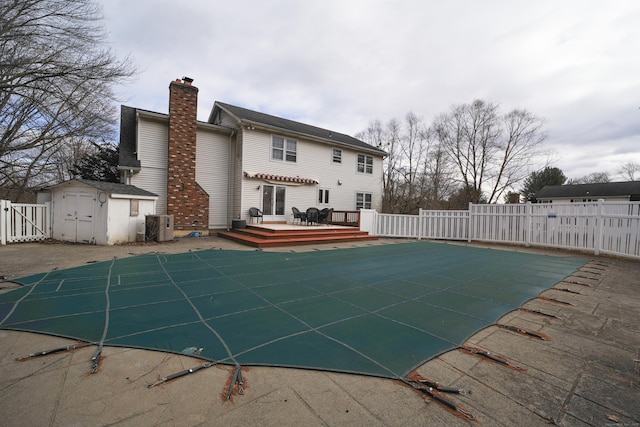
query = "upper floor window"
xmin=357 ymin=154 xmax=373 ymax=174
xmin=272 ymin=136 xmax=297 ymax=162
xmin=332 ymin=148 xmax=342 ymax=164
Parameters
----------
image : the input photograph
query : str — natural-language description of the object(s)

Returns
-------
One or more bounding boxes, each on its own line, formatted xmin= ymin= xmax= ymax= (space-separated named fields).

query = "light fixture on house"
xmin=256 ymin=185 xmax=261 ymax=190
xmin=337 ymin=180 xmax=342 ymax=186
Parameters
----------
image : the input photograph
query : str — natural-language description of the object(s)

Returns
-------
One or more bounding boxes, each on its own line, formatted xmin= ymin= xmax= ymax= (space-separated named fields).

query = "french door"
xmin=262 ymin=185 xmax=286 ymax=222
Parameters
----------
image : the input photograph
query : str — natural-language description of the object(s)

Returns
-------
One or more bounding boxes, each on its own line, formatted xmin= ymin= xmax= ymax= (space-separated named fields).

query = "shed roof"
xmin=48 ymin=179 xmax=158 ymax=198
xmin=535 ymin=181 xmax=640 ymax=200
xmin=211 ymin=102 xmax=387 ymax=156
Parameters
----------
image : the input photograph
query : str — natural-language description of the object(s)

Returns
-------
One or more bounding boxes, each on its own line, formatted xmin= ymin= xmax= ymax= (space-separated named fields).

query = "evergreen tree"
xmin=521 ymin=167 xmax=567 ymax=201
xmin=71 ymin=143 xmax=119 ymax=182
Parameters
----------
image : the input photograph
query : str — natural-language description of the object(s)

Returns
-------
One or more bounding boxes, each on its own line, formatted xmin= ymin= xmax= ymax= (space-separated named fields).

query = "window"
xmin=318 ymin=188 xmax=330 ymax=204
xmin=332 ymin=148 xmax=342 ymax=164
xmin=272 ymin=136 xmax=297 ymax=162
xmin=357 ymin=154 xmax=373 ymax=174
xmin=356 ymin=192 xmax=372 ymax=210
xmin=130 ymin=199 xmax=139 ymax=216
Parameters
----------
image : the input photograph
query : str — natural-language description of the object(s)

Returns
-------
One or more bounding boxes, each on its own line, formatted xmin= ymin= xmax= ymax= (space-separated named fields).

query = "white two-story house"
xmin=118 ymin=77 xmax=386 ymax=234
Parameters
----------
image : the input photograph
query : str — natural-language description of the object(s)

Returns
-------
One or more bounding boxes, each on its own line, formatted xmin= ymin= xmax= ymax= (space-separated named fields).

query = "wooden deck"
xmin=217 ymin=223 xmax=377 ymax=248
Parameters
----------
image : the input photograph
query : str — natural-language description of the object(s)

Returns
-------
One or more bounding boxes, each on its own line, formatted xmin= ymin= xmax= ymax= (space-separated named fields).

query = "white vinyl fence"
xmin=361 ymin=200 xmax=640 ymax=260
xmin=0 ymin=200 xmax=51 ymax=245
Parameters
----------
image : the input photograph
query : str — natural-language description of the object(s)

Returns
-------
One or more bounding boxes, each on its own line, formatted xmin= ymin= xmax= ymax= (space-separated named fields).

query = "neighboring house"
xmin=118 ymin=77 xmax=386 ymax=234
xmin=534 ymin=181 xmax=640 ymax=203
xmin=39 ymin=179 xmax=157 ymax=245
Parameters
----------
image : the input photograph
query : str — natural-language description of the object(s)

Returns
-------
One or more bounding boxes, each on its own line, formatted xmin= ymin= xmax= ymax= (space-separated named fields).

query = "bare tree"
xmin=358 ymin=112 xmax=453 ymax=213
xmin=569 ymin=172 xmax=611 ymax=184
xmin=617 ymin=161 xmax=640 ymax=181
xmin=0 ymin=0 xmax=135 ymax=199
xmin=357 ymin=119 xmax=400 ymax=212
xmin=432 ymin=100 xmax=546 ymax=204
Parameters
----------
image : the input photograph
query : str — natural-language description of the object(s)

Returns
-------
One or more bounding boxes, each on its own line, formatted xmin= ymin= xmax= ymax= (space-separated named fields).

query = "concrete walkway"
xmin=1 ymin=237 xmax=639 ymax=426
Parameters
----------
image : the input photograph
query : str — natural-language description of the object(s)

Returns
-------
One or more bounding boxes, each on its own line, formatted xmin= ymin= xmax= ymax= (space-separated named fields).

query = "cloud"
xmin=99 ymin=0 xmax=640 ymax=180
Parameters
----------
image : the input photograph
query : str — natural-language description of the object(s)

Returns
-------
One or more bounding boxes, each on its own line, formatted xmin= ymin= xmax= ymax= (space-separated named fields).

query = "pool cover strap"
xmin=92 ymin=258 xmax=116 ymax=374
xmin=15 ymin=342 xmax=92 ymax=361
xmin=147 ymin=362 xmax=216 ymax=389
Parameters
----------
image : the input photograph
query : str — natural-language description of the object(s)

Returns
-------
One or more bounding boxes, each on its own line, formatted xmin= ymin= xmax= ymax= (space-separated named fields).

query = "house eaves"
xmin=211 ymin=101 xmax=387 ymax=157
xmin=136 ymin=109 xmax=233 ymax=134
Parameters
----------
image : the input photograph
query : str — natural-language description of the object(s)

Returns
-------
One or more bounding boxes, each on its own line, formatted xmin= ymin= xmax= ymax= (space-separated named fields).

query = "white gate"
xmin=0 ymin=200 xmax=50 ymax=245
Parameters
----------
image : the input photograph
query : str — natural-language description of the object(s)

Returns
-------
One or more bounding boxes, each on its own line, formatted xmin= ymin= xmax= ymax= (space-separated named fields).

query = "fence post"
xmin=359 ymin=209 xmax=377 ymax=236
xmin=0 ymin=200 xmax=6 ymax=245
xmin=467 ymin=202 xmax=473 ymax=243
xmin=594 ymin=199 xmax=604 ymax=256
xmin=417 ymin=208 xmax=422 ymax=240
xmin=45 ymin=201 xmax=52 ymax=238
xmin=525 ymin=202 xmax=531 ymax=247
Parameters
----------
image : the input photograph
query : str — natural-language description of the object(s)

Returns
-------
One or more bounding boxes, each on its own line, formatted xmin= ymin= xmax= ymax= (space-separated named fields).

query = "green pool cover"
xmin=0 ymin=241 xmax=585 ymax=379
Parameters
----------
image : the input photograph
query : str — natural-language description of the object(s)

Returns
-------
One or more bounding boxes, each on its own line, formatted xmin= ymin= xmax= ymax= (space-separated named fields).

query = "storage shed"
xmin=42 ymin=179 xmax=158 ymax=245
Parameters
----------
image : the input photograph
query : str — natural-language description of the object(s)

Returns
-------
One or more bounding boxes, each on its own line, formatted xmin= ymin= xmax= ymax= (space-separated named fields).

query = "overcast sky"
xmin=100 ymin=0 xmax=640 ymax=181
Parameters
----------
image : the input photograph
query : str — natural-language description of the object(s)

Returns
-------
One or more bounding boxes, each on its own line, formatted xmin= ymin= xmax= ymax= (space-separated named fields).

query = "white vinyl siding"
xmin=196 ymin=129 xmax=230 ymax=229
xmin=240 ymin=126 xmax=383 ymax=216
xmin=130 ymin=117 xmax=168 ymax=215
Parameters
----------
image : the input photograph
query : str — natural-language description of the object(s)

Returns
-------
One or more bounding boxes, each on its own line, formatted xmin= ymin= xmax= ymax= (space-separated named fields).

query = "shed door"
xmin=61 ymin=192 xmax=94 ymax=243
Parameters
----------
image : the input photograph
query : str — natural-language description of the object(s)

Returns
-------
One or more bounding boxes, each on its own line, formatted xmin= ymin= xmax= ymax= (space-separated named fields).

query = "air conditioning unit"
xmin=145 ymin=215 xmax=174 ymax=242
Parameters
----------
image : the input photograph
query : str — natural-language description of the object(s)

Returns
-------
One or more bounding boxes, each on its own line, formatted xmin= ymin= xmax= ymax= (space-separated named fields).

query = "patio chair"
xmin=292 ymin=207 xmax=306 ymax=224
xmin=319 ymin=208 xmax=333 ymax=225
xmin=305 ymin=207 xmax=320 ymax=226
xmin=248 ymin=207 xmax=263 ymax=224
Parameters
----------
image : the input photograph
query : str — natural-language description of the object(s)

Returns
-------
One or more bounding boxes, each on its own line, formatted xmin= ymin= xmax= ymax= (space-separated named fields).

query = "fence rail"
xmin=362 ymin=200 xmax=640 ymax=260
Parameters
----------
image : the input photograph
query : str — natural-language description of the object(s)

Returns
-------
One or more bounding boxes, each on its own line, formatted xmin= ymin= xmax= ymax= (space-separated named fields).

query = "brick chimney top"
xmin=175 ymin=76 xmax=194 ymax=86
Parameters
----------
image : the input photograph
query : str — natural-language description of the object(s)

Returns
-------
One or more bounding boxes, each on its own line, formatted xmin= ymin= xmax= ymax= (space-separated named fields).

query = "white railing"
xmin=0 ymin=200 xmax=51 ymax=245
xmin=361 ymin=201 xmax=640 ymax=260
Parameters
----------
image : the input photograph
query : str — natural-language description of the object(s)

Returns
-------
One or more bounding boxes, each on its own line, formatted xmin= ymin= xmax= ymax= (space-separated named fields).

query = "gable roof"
xmin=48 ymin=179 xmax=158 ymax=198
xmin=535 ymin=181 xmax=640 ymax=200
xmin=211 ymin=102 xmax=387 ymax=156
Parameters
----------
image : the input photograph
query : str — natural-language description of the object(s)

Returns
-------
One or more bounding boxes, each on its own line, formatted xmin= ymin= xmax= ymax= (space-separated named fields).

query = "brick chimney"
xmin=167 ymin=77 xmax=209 ymax=231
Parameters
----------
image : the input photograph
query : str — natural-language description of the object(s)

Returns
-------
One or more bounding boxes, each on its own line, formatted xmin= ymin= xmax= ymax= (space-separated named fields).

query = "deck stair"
xmin=217 ymin=225 xmax=377 ymax=248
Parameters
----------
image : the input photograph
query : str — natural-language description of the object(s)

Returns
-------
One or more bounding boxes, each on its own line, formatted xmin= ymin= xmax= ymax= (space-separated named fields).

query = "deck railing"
xmin=330 ymin=210 xmax=360 ymax=227
xmin=359 ymin=201 xmax=640 ymax=260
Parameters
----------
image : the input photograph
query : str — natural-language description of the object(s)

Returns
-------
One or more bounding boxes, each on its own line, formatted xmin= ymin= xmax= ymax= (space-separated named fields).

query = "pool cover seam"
xmin=192 ymin=252 xmax=407 ymax=380
xmin=157 ymin=254 xmax=237 ymax=366
xmin=0 ymin=270 xmax=51 ymax=326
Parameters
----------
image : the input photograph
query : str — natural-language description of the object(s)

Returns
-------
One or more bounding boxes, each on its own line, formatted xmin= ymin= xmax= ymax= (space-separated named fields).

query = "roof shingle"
xmin=213 ymin=102 xmax=386 ymax=156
